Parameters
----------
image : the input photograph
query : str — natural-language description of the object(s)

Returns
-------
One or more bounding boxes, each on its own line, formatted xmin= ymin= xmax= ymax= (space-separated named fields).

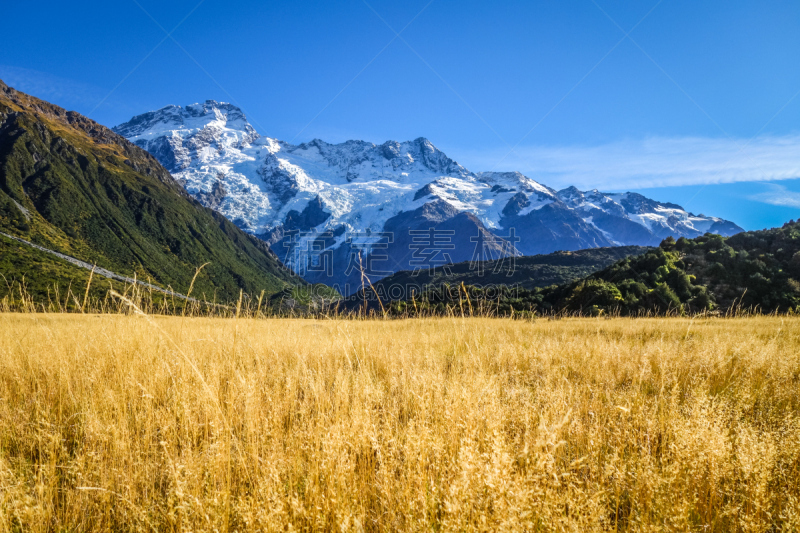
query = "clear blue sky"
xmin=2 ymin=0 xmax=800 ymax=230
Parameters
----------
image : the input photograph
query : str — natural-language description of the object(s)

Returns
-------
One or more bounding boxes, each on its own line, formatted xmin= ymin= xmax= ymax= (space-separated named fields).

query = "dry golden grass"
xmin=0 ymin=314 xmax=799 ymax=532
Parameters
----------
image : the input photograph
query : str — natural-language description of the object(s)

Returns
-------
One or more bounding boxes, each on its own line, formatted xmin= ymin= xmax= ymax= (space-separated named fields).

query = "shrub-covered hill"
xmin=342 ymin=245 xmax=649 ymax=312
xmin=386 ymin=220 xmax=800 ymax=316
xmin=0 ymin=80 xmax=302 ymax=302
xmin=374 ymin=245 xmax=647 ymax=292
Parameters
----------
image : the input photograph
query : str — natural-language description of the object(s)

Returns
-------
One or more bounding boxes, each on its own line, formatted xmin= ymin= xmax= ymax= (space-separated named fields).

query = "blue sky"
xmin=2 ymin=0 xmax=800 ymax=230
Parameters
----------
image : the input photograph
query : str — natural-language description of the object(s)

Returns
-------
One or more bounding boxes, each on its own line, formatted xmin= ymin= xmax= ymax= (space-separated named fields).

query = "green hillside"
xmin=0 ymin=80 xmax=302 ymax=303
xmin=0 ymin=232 xmax=125 ymax=309
xmin=386 ymin=221 xmax=800 ymax=316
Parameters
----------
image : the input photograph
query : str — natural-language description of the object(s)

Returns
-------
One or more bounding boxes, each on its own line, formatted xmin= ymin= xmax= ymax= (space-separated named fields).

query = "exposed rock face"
xmin=115 ymin=100 xmax=744 ymax=294
xmin=284 ymin=195 xmax=331 ymax=231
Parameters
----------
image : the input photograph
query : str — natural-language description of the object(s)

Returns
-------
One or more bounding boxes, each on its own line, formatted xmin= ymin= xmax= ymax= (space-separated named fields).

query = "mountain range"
xmin=0 ymin=81 xmax=302 ymax=304
xmin=115 ymin=101 xmax=743 ymax=295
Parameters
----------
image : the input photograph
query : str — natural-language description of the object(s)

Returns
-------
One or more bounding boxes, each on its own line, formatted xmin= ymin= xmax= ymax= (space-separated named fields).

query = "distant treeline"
xmin=384 ymin=220 xmax=800 ymax=317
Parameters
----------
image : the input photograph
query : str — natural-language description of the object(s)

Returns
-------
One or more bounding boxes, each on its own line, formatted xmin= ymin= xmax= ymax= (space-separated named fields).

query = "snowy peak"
xmin=111 ymin=104 xmax=185 ymax=138
xmin=554 ymin=187 xmax=738 ymax=241
xmin=556 ymin=185 xmax=584 ymax=203
xmin=113 ymin=100 xmax=256 ymax=141
xmin=557 ymin=187 xmax=624 ymax=216
xmin=398 ymin=137 xmax=471 ymax=177
xmin=615 ymin=192 xmax=683 ymax=214
xmin=283 ymin=136 xmax=473 ymax=182
xmin=113 ymin=102 xmax=259 ymax=173
xmin=184 ymin=100 xmax=248 ymax=121
xmin=479 ymin=171 xmax=556 ymax=198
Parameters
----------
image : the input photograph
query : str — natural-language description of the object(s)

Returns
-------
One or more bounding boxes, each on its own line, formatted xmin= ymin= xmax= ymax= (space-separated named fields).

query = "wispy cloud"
xmin=0 ymin=65 xmax=144 ymax=119
xmin=749 ymin=184 xmax=800 ymax=209
xmin=0 ymin=65 xmax=104 ymax=108
xmin=458 ymin=135 xmax=800 ymax=191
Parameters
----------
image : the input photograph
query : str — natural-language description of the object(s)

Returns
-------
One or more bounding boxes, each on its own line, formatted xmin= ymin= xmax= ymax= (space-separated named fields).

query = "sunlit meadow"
xmin=1 ymin=314 xmax=799 ymax=531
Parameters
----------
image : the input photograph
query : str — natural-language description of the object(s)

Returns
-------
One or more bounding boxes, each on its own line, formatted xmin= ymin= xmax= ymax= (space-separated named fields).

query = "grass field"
xmin=1 ymin=314 xmax=799 ymax=531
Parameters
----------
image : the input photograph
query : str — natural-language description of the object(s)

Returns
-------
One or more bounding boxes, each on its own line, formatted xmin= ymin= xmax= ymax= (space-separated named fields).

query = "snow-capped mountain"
xmin=114 ymin=101 xmax=743 ymax=294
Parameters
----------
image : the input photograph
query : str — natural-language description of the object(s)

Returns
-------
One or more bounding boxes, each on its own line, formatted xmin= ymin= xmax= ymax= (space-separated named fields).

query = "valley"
xmin=3 ymin=2 xmax=798 ymax=530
